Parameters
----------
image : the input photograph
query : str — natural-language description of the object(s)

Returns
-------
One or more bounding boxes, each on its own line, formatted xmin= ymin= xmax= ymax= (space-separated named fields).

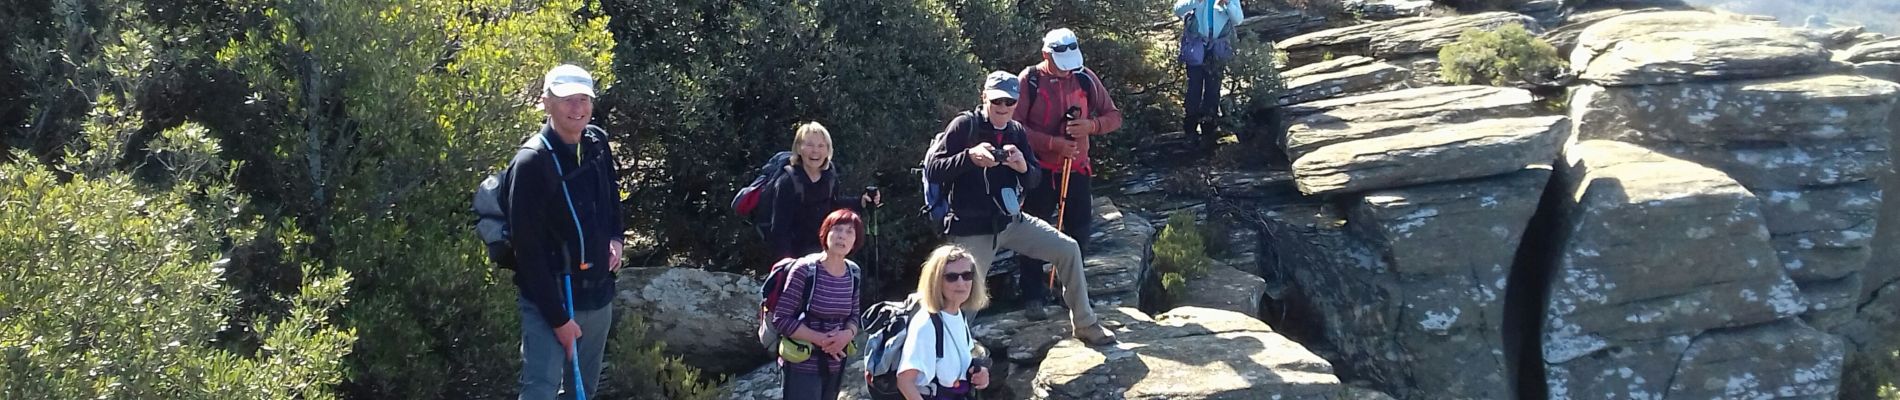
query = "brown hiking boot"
xmin=1073 ymin=322 xmax=1119 ymax=346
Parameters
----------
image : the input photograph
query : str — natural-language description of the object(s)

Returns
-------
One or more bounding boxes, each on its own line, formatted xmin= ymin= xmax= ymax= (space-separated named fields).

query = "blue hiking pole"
xmin=561 ymin=271 xmax=589 ymax=400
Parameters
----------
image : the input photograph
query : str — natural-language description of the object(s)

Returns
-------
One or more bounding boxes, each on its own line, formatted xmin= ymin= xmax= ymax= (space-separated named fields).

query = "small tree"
xmin=1155 ymin=212 xmax=1214 ymax=302
xmin=1437 ymin=24 xmax=1565 ymax=86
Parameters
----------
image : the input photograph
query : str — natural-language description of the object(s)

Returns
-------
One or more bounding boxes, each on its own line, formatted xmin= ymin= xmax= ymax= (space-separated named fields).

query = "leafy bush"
xmin=1218 ymin=34 xmax=1289 ymax=150
xmin=1844 ymin=340 xmax=1900 ymax=400
xmin=0 ymin=156 xmax=355 ymax=399
xmin=1156 ymin=212 xmax=1213 ymax=279
xmin=1437 ymin=25 xmax=1566 ymax=86
xmin=598 ymin=313 xmax=721 ymax=399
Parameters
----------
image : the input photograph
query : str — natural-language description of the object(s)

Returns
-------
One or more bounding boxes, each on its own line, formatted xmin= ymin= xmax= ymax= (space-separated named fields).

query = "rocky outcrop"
xmin=1568 ymin=75 xmax=1900 ymax=145
xmin=615 ymin=267 xmax=767 ymax=376
xmin=1570 ymin=11 xmax=1831 ymax=86
xmin=1344 ymin=0 xmax=1433 ymax=21
xmin=1515 ymin=0 xmax=1564 ymax=26
xmin=1284 ymin=85 xmax=1540 ymax=128
xmin=1290 ymin=115 xmax=1566 ymax=196
xmin=1280 ymin=12 xmax=1540 ymax=66
xmin=1279 ymin=56 xmax=1413 ymax=106
xmin=1034 ymin=307 xmax=1393 ymax=400
xmin=1175 ymin=262 xmax=1266 ymax=318
xmin=1843 ymin=38 xmax=1900 ymax=64
xmin=1541 ymin=7 xmax=1669 ymax=56
xmin=1082 ymin=197 xmax=1155 ymax=308
xmin=1542 ymin=140 xmax=1841 ymax=398
xmin=1236 ymin=7 xmax=1333 ymax=42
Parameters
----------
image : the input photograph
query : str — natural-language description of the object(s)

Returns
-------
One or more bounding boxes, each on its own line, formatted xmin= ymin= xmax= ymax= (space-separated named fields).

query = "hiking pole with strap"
xmin=544 ymin=134 xmax=591 ymax=400
xmin=1051 ymin=106 xmax=1082 ymax=290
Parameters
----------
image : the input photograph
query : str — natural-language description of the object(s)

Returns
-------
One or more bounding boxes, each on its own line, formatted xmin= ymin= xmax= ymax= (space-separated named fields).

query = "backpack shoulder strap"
xmin=929 ymin=312 xmax=946 ymax=358
xmin=1022 ymin=67 xmax=1044 ymax=116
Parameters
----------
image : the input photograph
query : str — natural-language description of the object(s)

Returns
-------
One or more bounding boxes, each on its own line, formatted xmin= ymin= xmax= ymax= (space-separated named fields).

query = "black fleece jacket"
xmin=923 ymin=111 xmax=1044 ymax=236
xmin=507 ymin=124 xmax=624 ymax=328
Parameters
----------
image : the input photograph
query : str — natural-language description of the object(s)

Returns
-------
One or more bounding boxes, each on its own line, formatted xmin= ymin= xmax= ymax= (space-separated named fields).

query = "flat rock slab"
xmin=1545 ymin=140 xmax=1805 ymax=364
xmin=1569 ymin=75 xmax=1900 ymax=145
xmin=1280 ymin=13 xmax=1537 ymax=66
xmin=1843 ymin=38 xmax=1900 ymax=63
xmin=1286 ymin=85 xmax=1541 ymax=128
xmin=1292 ymin=115 xmax=1568 ymax=196
xmin=1541 ymin=7 xmax=1669 ymax=56
xmin=1082 ymin=197 xmax=1155 ymax=307
xmin=1280 ymin=58 xmax=1412 ymax=106
xmin=1641 ymin=139 xmax=1891 ymax=190
xmin=1035 ymin=307 xmax=1394 ymax=400
xmin=1547 ymin=320 xmax=1844 ymax=399
xmin=1175 ymin=263 xmax=1267 ymax=318
xmin=1572 ymin=11 xmax=1831 ymax=85
xmin=615 ymin=267 xmax=767 ymax=376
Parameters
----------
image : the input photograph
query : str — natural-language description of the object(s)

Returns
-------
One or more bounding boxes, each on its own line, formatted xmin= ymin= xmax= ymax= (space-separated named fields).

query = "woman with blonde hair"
xmin=769 ymin=121 xmax=880 ymax=259
xmin=895 ymin=245 xmax=992 ymax=400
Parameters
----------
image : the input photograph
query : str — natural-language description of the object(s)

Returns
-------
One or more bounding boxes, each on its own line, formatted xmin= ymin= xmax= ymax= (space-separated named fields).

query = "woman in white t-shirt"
xmin=896 ymin=245 xmax=993 ymax=400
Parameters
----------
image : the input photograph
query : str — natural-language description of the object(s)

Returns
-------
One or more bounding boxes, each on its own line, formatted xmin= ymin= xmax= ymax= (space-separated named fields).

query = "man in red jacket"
xmin=1012 ymin=28 xmax=1123 ymax=321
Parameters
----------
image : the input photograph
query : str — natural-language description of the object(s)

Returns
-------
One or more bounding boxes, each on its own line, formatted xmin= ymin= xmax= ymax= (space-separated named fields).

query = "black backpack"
xmin=471 ymin=128 xmax=610 ymax=269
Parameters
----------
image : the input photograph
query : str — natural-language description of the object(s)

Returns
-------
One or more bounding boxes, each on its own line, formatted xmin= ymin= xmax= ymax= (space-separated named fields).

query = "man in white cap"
xmin=1011 ymin=28 xmax=1123 ymax=322
xmin=924 ymin=71 xmax=1118 ymax=346
xmin=509 ymin=63 xmax=625 ymax=400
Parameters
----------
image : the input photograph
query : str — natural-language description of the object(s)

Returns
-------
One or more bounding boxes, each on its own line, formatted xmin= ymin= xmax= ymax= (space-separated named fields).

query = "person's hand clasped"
xmin=968 ymin=143 xmax=1001 ymax=168
xmin=971 ymin=366 xmax=991 ymax=389
xmin=1002 ymin=145 xmax=1028 ymax=173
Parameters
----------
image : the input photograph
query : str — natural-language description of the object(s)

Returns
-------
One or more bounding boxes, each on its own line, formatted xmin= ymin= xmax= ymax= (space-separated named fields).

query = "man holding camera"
xmin=1012 ymin=28 xmax=1123 ymax=321
xmin=923 ymin=71 xmax=1117 ymax=346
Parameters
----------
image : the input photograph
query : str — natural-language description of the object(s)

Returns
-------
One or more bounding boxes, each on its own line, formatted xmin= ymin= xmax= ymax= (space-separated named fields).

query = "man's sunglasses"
xmin=1049 ymin=43 xmax=1079 ymax=53
xmin=942 ymin=271 xmax=977 ymax=282
xmin=990 ymin=98 xmax=1017 ymax=107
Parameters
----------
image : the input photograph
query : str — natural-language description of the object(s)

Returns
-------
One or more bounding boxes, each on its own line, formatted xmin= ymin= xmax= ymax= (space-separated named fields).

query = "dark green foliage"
xmin=1438 ymin=25 xmax=1566 ymax=86
xmin=1156 ymin=212 xmax=1213 ymax=302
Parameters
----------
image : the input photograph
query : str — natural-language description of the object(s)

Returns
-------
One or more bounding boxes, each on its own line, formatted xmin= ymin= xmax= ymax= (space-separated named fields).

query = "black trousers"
xmin=1184 ymin=62 xmax=1225 ymax=147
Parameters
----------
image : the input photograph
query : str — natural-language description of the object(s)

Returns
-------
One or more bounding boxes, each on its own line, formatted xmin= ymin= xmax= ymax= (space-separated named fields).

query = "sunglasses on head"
xmin=942 ymin=271 xmax=976 ymax=282
xmin=1049 ymin=43 xmax=1079 ymax=53
xmin=989 ymin=98 xmax=1017 ymax=107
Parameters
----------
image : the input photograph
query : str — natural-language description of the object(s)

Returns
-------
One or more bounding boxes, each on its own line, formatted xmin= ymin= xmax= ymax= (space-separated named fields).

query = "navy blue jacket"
xmin=508 ymin=124 xmax=624 ymax=327
xmin=923 ymin=111 xmax=1045 ymax=236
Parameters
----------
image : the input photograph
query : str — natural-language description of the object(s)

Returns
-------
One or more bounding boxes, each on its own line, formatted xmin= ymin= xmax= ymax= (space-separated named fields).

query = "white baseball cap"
xmin=1042 ymin=28 xmax=1084 ymax=72
xmin=543 ymin=64 xmax=595 ymax=98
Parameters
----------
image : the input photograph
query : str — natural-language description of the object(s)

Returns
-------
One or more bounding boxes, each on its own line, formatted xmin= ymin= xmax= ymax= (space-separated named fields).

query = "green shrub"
xmin=1844 ymin=341 xmax=1900 ymax=400
xmin=1437 ymin=24 xmax=1566 ymax=86
xmin=1218 ymin=33 xmax=1289 ymax=147
xmin=1162 ymin=272 xmax=1190 ymax=302
xmin=0 ymin=156 xmax=355 ymax=399
xmin=1155 ymin=212 xmax=1213 ymax=279
xmin=598 ymin=313 xmax=721 ymax=399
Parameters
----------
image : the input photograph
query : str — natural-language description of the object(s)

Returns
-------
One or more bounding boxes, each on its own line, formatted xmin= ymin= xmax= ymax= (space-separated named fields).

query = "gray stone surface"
xmin=1255 ymin=168 xmax=1548 ymax=399
xmin=1083 ymin=197 xmax=1155 ymax=308
xmin=1235 ymin=7 xmax=1333 ymax=41
xmin=1542 ymin=7 xmax=1668 ymax=56
xmin=1034 ymin=307 xmax=1393 ymax=400
xmin=1291 ymin=115 xmax=1567 ymax=196
xmin=1280 ymin=13 xmax=1538 ymax=66
xmin=1545 ymin=141 xmax=1804 ymax=364
xmin=1175 ymin=262 xmax=1266 ymax=318
xmin=1571 ymin=11 xmax=1831 ymax=86
xmin=1279 ymin=56 xmax=1412 ymax=106
xmin=1843 ymin=38 xmax=1900 ymax=63
xmin=1285 ymin=85 xmax=1541 ymax=128
xmin=1662 ymin=320 xmax=1844 ymax=398
xmin=615 ymin=267 xmax=769 ymax=376
xmin=1569 ymin=76 xmax=1900 ymax=146
xmin=1345 ymin=0 xmax=1434 ymax=21
xmin=1640 ymin=139 xmax=1890 ymax=190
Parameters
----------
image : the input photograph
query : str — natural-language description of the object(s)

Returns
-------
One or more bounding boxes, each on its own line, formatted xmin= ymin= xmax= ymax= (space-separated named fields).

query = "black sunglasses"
xmin=1049 ymin=43 xmax=1079 ymax=53
xmin=942 ymin=271 xmax=976 ymax=282
xmin=989 ymin=98 xmax=1017 ymax=107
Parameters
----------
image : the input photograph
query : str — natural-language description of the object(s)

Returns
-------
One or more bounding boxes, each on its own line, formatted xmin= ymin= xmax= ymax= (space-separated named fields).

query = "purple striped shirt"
xmin=771 ymin=255 xmax=860 ymax=374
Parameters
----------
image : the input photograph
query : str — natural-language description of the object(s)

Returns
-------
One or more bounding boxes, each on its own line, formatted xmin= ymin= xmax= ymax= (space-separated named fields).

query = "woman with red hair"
xmin=770 ymin=209 xmax=866 ymax=400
